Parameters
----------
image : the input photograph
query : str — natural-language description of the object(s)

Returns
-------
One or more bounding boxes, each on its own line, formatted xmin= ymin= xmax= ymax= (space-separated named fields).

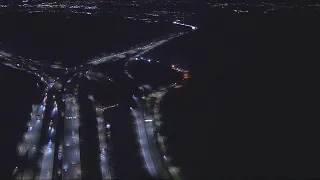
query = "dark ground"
xmin=160 ymin=11 xmax=320 ymax=179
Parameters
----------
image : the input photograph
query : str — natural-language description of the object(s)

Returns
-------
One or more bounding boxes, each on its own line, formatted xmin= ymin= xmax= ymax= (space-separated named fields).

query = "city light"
xmin=3 ymin=17 xmax=188 ymax=180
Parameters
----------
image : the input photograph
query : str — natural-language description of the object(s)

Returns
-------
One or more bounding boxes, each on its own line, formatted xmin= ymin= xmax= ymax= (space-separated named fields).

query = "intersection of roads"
xmin=1 ymin=32 xmax=189 ymax=180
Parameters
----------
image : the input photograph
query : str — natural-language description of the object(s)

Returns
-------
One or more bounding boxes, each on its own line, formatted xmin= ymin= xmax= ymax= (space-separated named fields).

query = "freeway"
xmin=96 ymin=107 xmax=113 ymax=180
xmin=62 ymin=94 xmax=81 ymax=180
xmin=146 ymin=89 xmax=183 ymax=180
xmin=1 ymin=31 xmax=186 ymax=90
xmin=131 ymin=95 xmax=171 ymax=179
xmin=88 ymin=33 xmax=185 ymax=65
xmin=39 ymin=98 xmax=59 ymax=180
xmin=4 ymin=30 xmax=188 ymax=180
xmin=15 ymin=92 xmax=59 ymax=180
xmin=90 ymin=95 xmax=114 ymax=180
xmin=39 ymin=141 xmax=55 ymax=180
xmin=17 ymin=103 xmax=45 ymax=159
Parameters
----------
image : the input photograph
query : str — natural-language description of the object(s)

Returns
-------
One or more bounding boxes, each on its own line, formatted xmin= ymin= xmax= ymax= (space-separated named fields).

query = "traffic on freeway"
xmin=146 ymin=90 xmax=183 ymax=180
xmin=63 ymin=94 xmax=81 ymax=180
xmin=5 ymin=31 xmax=189 ymax=180
xmin=89 ymin=95 xmax=115 ymax=180
xmin=95 ymin=106 xmax=113 ymax=180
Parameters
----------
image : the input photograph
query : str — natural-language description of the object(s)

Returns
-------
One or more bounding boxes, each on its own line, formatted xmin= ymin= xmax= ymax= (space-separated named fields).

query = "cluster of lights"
xmin=17 ymin=2 xmax=98 ymax=10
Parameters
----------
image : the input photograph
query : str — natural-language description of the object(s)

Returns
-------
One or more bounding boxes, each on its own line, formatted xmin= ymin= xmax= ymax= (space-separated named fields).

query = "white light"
xmin=145 ymin=119 xmax=153 ymax=122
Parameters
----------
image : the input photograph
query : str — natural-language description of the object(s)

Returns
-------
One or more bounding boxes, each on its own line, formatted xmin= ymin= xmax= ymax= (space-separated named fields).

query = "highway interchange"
xmin=1 ymin=32 xmax=190 ymax=180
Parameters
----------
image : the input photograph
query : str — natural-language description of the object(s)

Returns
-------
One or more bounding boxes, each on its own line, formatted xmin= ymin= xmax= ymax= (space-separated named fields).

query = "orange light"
xmin=183 ymin=72 xmax=190 ymax=79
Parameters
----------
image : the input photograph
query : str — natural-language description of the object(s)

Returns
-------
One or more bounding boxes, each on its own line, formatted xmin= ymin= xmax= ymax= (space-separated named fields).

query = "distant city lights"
xmin=173 ymin=20 xmax=198 ymax=31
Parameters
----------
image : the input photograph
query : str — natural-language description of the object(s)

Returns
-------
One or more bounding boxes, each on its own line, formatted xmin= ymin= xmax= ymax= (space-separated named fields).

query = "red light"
xmin=172 ymin=65 xmax=175 ymax=68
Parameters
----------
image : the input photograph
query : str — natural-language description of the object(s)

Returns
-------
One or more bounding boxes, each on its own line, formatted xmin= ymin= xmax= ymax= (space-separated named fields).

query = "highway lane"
xmin=14 ymin=91 xmax=54 ymax=180
xmin=130 ymin=100 xmax=157 ymax=177
xmin=106 ymin=104 xmax=150 ymax=180
xmin=89 ymin=95 xmax=114 ymax=180
xmin=17 ymin=104 xmax=45 ymax=158
xmin=95 ymin=106 xmax=113 ymax=180
xmin=131 ymin=95 xmax=171 ymax=179
xmin=101 ymin=108 xmax=117 ymax=179
xmin=39 ymin=98 xmax=59 ymax=180
xmin=62 ymin=94 xmax=81 ymax=180
xmin=39 ymin=141 xmax=55 ymax=180
xmin=90 ymin=95 xmax=119 ymax=177
xmin=147 ymin=90 xmax=183 ymax=180
xmin=51 ymin=91 xmax=64 ymax=180
xmin=77 ymin=86 xmax=102 ymax=180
